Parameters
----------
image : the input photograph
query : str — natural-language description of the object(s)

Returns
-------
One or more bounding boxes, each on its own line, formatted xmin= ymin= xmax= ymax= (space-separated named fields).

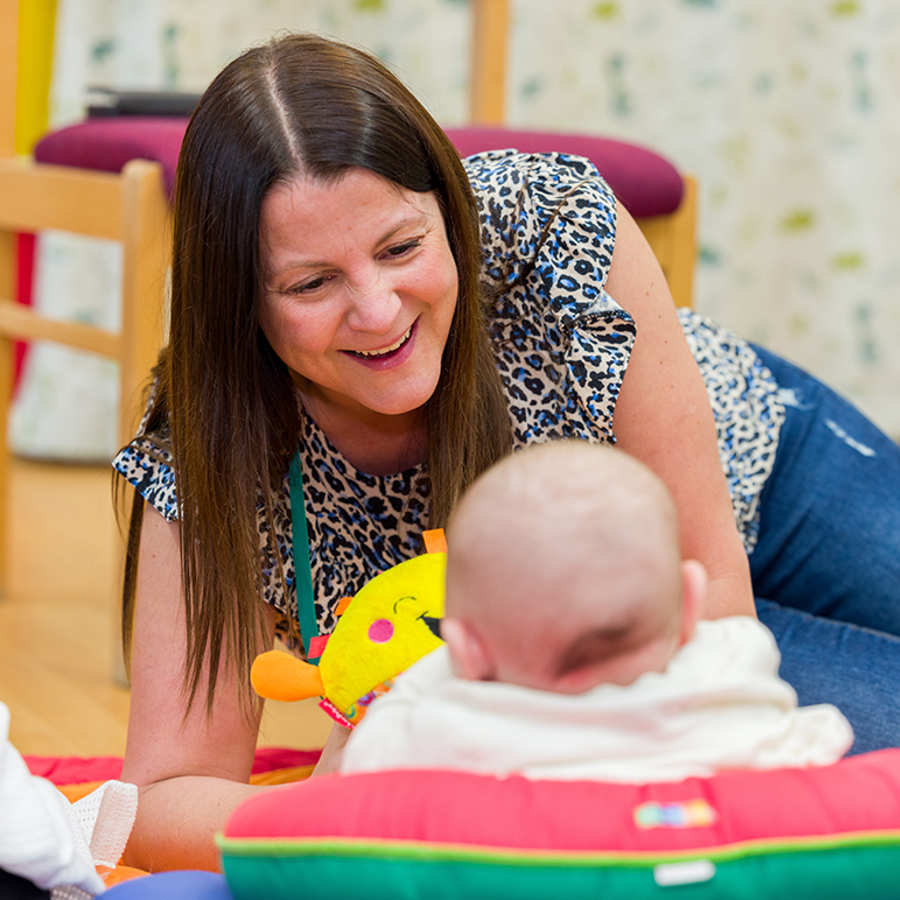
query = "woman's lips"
xmin=343 ymin=320 xmax=418 ymax=369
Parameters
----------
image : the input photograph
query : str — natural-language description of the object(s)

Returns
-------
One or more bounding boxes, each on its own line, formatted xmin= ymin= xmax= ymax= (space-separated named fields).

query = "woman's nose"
xmin=346 ymin=273 xmax=401 ymax=333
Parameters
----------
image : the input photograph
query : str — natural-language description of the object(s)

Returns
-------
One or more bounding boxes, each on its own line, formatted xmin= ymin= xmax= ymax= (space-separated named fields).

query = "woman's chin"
xmin=362 ymin=392 xmax=433 ymax=420
xmin=354 ymin=372 xmax=441 ymax=420
xmin=307 ymin=387 xmax=432 ymax=425
xmin=294 ymin=363 xmax=441 ymax=424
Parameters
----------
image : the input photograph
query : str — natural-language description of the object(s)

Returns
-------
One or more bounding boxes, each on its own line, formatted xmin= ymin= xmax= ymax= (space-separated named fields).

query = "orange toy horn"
xmin=251 ymin=650 xmax=324 ymax=702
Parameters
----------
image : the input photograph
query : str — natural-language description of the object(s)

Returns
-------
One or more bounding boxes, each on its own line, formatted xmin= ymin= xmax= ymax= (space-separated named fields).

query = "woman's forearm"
xmin=701 ymin=564 xmax=757 ymax=620
xmin=122 ymin=776 xmax=268 ymax=872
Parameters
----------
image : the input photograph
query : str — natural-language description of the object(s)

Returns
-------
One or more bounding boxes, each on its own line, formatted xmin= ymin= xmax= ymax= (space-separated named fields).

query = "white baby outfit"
xmin=0 ymin=702 xmax=137 ymax=898
xmin=342 ymin=617 xmax=853 ymax=782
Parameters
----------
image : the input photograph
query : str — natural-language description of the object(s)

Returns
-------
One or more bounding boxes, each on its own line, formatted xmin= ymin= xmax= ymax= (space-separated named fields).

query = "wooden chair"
xmin=0 ymin=0 xmax=171 ymax=596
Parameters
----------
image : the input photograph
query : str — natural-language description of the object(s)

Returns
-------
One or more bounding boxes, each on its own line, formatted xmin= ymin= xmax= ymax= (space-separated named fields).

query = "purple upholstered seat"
xmin=34 ymin=117 xmax=189 ymax=197
xmin=443 ymin=126 xmax=684 ymax=219
xmin=34 ymin=119 xmax=683 ymax=218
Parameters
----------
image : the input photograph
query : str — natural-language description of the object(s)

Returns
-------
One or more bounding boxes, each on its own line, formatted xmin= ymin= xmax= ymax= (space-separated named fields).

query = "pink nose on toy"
xmin=368 ymin=619 xmax=395 ymax=643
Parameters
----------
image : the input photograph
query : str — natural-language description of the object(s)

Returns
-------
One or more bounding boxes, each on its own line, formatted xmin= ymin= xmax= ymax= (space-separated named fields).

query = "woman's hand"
xmin=608 ymin=203 xmax=756 ymax=620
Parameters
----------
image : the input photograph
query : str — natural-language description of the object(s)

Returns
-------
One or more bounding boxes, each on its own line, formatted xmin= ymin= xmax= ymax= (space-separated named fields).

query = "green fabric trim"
xmin=218 ymin=829 xmax=900 ymax=868
xmin=220 ymin=844 xmax=900 ymax=900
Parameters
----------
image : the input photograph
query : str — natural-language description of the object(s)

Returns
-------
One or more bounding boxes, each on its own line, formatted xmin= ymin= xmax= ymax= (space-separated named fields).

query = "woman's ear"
xmin=439 ymin=617 xmax=496 ymax=682
xmin=678 ymin=559 xmax=707 ymax=646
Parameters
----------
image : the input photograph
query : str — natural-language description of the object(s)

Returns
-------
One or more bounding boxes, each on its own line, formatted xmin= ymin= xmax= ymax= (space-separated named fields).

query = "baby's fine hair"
xmin=445 ymin=441 xmax=684 ymax=684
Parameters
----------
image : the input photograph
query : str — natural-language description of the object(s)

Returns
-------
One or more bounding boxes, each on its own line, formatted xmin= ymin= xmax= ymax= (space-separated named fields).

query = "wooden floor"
xmin=0 ymin=457 xmax=332 ymax=758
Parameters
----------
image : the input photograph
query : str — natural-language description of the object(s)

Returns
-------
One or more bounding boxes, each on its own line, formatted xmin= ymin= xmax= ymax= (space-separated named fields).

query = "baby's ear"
xmin=678 ymin=559 xmax=707 ymax=646
xmin=440 ymin=617 xmax=496 ymax=682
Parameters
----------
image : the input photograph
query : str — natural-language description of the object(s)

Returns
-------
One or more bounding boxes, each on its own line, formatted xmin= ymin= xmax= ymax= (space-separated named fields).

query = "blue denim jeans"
xmin=749 ymin=345 xmax=900 ymax=754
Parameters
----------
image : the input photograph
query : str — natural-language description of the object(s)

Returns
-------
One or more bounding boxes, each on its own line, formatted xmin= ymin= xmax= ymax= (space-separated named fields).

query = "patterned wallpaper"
xmin=50 ymin=0 xmax=471 ymax=126
xmin=507 ymin=0 xmax=900 ymax=438
xmin=14 ymin=0 xmax=899 ymax=459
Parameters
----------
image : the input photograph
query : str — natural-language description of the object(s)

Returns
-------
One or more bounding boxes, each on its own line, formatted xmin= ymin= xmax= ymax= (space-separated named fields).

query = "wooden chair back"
xmin=0 ymin=0 xmax=171 ymax=595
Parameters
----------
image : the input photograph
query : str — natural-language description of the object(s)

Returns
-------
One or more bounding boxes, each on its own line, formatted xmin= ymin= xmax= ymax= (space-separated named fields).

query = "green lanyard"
xmin=288 ymin=450 xmax=322 ymax=664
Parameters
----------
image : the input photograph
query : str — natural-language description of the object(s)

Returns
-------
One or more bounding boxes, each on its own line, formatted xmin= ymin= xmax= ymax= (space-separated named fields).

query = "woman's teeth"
xmin=354 ymin=325 xmax=413 ymax=358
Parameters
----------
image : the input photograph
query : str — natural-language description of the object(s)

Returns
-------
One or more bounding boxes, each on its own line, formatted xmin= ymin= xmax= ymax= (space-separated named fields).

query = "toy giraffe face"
xmin=321 ymin=552 xmax=446 ymax=723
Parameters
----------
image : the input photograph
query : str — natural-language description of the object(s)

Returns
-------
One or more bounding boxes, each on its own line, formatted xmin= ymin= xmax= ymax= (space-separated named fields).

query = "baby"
xmin=0 ymin=701 xmax=137 ymax=899
xmin=341 ymin=441 xmax=853 ymax=781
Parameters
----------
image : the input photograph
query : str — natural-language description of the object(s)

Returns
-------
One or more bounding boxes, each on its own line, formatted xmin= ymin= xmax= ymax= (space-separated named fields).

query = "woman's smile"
xmin=258 ymin=168 xmax=459 ymax=430
xmin=345 ymin=320 xmax=416 ymax=362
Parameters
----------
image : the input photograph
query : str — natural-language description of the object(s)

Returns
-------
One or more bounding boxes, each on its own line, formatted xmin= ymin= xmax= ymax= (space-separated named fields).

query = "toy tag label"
xmin=633 ymin=799 xmax=718 ymax=830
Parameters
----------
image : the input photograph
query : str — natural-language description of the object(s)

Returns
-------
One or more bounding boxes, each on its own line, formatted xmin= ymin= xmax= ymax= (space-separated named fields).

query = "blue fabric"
xmin=749 ymin=345 xmax=900 ymax=754
xmin=103 ymin=871 xmax=234 ymax=899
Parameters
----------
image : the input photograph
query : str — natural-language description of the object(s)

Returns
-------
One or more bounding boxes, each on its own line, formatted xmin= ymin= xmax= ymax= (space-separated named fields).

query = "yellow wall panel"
xmin=15 ymin=0 xmax=56 ymax=154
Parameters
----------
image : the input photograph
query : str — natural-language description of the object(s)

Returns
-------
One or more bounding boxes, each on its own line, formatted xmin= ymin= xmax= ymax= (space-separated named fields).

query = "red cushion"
xmin=34 ymin=116 xmax=189 ymax=197
xmin=444 ymin=126 xmax=684 ymax=218
xmin=218 ymin=752 xmax=900 ymax=900
xmin=23 ymin=747 xmax=320 ymax=787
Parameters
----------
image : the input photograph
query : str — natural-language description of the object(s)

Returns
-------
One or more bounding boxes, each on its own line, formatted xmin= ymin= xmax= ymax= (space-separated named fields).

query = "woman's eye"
xmin=383 ymin=239 xmax=421 ymax=259
xmin=291 ymin=274 xmax=331 ymax=294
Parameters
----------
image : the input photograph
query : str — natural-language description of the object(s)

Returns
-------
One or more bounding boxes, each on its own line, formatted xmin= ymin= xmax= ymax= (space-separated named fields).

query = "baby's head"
xmin=441 ymin=442 xmax=705 ymax=693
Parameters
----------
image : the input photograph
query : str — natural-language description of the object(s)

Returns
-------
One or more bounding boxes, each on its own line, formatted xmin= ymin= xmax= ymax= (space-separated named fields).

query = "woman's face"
xmin=258 ymin=168 xmax=459 ymax=426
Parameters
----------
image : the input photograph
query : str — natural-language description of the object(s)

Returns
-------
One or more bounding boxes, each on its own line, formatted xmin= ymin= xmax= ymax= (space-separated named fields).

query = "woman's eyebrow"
xmin=375 ymin=212 xmax=431 ymax=246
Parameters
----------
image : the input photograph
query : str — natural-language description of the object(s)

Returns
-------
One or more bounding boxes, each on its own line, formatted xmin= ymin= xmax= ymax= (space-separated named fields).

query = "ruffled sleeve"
xmin=112 ymin=428 xmax=179 ymax=522
xmin=464 ymin=150 xmax=636 ymax=444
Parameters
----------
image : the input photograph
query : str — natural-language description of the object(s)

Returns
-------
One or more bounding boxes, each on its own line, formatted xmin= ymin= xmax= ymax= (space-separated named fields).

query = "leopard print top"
xmin=113 ymin=151 xmax=784 ymax=656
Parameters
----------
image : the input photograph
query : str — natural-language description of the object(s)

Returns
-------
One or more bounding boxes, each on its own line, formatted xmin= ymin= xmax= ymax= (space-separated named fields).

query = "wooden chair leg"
xmin=0 ymin=228 xmax=13 ymax=598
xmin=470 ymin=0 xmax=509 ymax=124
xmin=113 ymin=158 xmax=170 ymax=685
xmin=0 ymin=0 xmax=17 ymax=159
xmin=118 ymin=159 xmax=170 ymax=449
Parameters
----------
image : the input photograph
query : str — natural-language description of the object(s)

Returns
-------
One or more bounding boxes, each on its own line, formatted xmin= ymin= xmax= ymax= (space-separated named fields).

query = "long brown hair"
xmin=121 ymin=34 xmax=511 ymax=710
